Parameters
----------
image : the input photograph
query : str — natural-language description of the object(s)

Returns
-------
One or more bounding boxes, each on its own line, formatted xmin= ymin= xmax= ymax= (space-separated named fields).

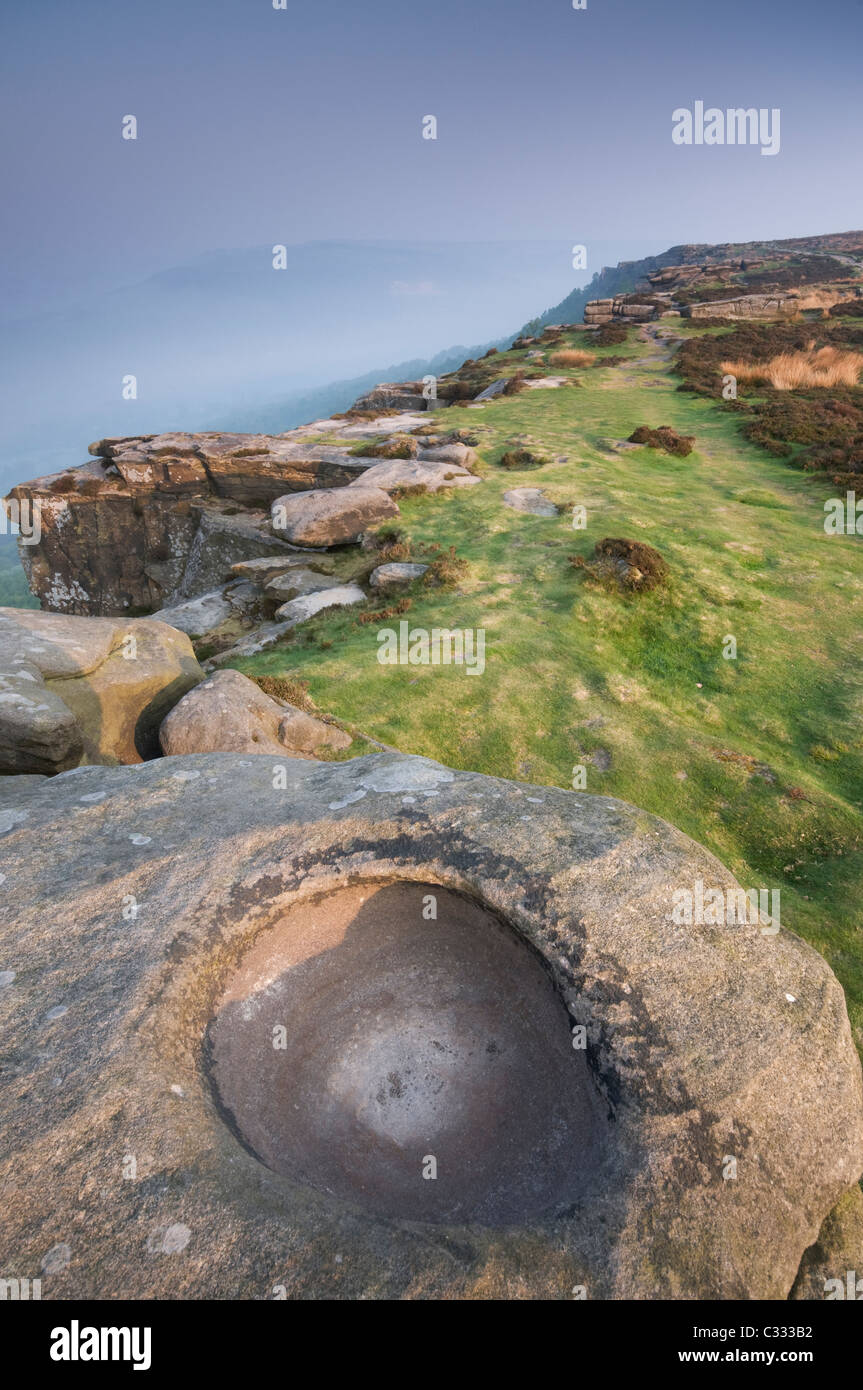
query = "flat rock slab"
xmin=503 ymin=487 xmax=559 ymax=517
xmin=229 ymin=555 xmax=334 ymax=584
xmin=348 ymin=459 xmax=480 ymax=494
xmin=273 ymin=583 xmax=366 ymax=624
xmin=295 ymin=413 xmax=430 ymax=439
xmin=0 ymin=751 xmax=860 ymax=1300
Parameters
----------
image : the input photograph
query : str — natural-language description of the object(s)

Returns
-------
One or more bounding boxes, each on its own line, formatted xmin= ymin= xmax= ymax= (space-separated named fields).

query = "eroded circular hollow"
xmin=208 ymin=881 xmax=605 ymax=1224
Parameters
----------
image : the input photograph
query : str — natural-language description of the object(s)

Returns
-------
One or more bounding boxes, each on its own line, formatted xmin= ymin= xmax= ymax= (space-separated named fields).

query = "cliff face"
xmin=6 ymin=432 xmax=374 ymax=616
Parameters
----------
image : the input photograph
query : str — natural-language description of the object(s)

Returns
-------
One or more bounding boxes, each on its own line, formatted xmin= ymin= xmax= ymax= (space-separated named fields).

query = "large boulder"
xmin=160 ymin=670 xmax=352 ymax=759
xmin=0 ymin=608 xmax=203 ymax=770
xmin=271 ymin=487 xmax=398 ymax=547
xmin=0 ymin=751 xmax=860 ymax=1299
xmin=0 ymin=664 xmax=83 ymax=774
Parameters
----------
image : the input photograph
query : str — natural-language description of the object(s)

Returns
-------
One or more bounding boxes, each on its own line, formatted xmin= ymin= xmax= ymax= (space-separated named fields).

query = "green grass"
xmin=227 ymin=321 xmax=863 ymax=1050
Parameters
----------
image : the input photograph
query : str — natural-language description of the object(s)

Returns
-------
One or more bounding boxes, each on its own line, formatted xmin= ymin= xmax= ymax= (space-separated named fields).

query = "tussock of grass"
xmin=252 ymin=674 xmax=316 ymax=710
xmin=628 ymin=425 xmax=695 ymax=457
xmin=497 ymin=447 xmax=548 ymax=470
xmin=571 ymin=537 xmax=669 ymax=593
xmin=722 ymin=346 xmax=863 ymax=390
xmin=357 ymin=597 xmax=412 ymax=625
xmin=422 ymin=545 xmax=470 ymax=589
xmin=550 ymin=349 xmax=595 ymax=368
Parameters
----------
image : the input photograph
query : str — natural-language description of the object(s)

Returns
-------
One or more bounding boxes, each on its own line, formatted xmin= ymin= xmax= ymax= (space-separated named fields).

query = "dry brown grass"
xmin=721 ymin=345 xmax=863 ymax=390
xmin=549 ymin=348 xmax=595 ymax=368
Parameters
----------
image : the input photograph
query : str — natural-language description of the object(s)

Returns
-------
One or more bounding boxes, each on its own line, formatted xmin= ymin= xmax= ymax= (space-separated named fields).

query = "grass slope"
xmin=228 ymin=321 xmax=863 ymax=1049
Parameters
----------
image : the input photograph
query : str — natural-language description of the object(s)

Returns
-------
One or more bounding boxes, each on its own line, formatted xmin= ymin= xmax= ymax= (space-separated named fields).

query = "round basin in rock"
xmin=1 ymin=750 xmax=861 ymax=1300
xmin=209 ymin=881 xmax=604 ymax=1224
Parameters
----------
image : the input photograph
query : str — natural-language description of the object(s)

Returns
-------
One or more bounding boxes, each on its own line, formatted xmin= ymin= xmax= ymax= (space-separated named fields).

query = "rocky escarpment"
xmin=5 ymin=431 xmax=380 ymax=617
xmin=5 ymin=408 xmax=481 ymax=619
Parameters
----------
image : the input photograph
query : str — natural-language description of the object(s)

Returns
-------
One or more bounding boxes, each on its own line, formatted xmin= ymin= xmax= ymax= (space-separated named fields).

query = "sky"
xmin=2 ymin=0 xmax=862 ymax=311
xmin=1 ymin=0 xmax=862 ymax=490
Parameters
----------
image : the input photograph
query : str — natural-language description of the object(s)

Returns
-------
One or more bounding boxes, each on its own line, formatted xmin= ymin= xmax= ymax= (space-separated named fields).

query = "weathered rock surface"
xmin=0 ymin=607 xmax=203 ymax=770
xmin=346 ymin=459 xmax=479 ymax=494
xmin=159 ymin=670 xmax=351 ymax=759
xmin=369 ymin=562 xmax=429 ymax=590
xmin=791 ymin=1185 xmax=863 ymax=1300
xmin=272 ymin=583 xmax=366 ymax=624
xmin=271 ymin=487 xmax=398 ymax=547
xmin=0 ymin=750 xmax=860 ymax=1298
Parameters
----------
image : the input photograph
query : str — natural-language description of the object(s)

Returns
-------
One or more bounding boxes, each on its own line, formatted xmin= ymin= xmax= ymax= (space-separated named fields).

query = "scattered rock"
xmin=6 ymin=430 xmax=360 ymax=615
xmin=350 ymin=383 xmax=429 ymax=413
xmin=271 ymin=487 xmax=398 ymax=547
xmin=369 ymin=563 xmax=429 ymax=591
xmin=207 ymin=622 xmax=293 ymax=663
xmin=502 ymin=488 xmax=559 ymax=517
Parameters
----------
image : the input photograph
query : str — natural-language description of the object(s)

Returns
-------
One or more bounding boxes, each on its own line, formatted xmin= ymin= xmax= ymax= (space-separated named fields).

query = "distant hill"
xmin=536 ymin=229 xmax=863 ymax=329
